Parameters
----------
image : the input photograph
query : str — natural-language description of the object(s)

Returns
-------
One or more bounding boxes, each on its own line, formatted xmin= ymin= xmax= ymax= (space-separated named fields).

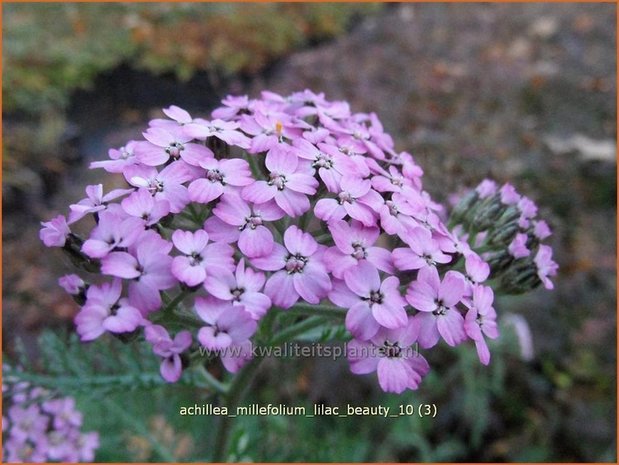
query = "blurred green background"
xmin=2 ymin=3 xmax=616 ymax=462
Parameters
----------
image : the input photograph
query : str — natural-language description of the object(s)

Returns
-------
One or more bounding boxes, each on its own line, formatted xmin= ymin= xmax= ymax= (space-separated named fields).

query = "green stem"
xmin=315 ymin=233 xmax=333 ymax=245
xmin=286 ymin=302 xmax=346 ymax=319
xmin=211 ymin=357 xmax=264 ymax=462
xmin=210 ymin=314 xmax=330 ymax=460
xmin=162 ymin=290 xmax=190 ymax=315
xmin=194 ymin=365 xmax=229 ymax=395
xmin=269 ymin=316 xmax=330 ymax=346
xmin=243 ymin=151 xmax=265 ymax=179
xmin=187 ymin=203 xmax=203 ymax=225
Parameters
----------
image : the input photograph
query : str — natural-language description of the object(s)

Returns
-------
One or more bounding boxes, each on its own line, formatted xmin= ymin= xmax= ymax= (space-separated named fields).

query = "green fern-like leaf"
xmin=4 ymin=330 xmax=201 ymax=397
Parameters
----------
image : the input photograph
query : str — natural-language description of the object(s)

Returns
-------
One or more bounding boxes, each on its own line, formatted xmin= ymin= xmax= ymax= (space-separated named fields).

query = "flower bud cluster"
xmin=449 ymin=179 xmax=559 ymax=294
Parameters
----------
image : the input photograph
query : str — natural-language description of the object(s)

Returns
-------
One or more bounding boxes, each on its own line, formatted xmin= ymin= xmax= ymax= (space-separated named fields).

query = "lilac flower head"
xmin=2 ymin=376 xmax=99 ymax=462
xmin=252 ymin=225 xmax=331 ymax=308
xmin=189 ymin=158 xmax=254 ymax=204
xmin=329 ymin=261 xmax=407 ymax=340
xmin=39 ymin=215 xmax=70 ymax=248
xmin=242 ymin=146 xmax=318 ymax=216
xmin=195 ymin=297 xmax=256 ymax=372
xmin=348 ymin=317 xmax=430 ymax=393
xmin=463 ymin=253 xmax=490 ymax=295
xmin=74 ymin=279 xmax=143 ymax=341
xmin=534 ymin=245 xmax=559 ymax=290
xmin=183 ymin=118 xmax=251 ymax=148
xmin=69 ymin=184 xmax=133 ymax=223
xmin=100 ymin=231 xmax=175 ymax=313
xmin=208 ymin=193 xmax=283 ymax=258
xmin=121 ymin=188 xmax=170 ymax=226
xmin=204 ymin=260 xmax=272 ymax=320
xmin=135 ymin=127 xmax=213 ymax=167
xmin=406 ymin=267 xmax=467 ymax=348
xmin=323 ymin=220 xmax=393 ymax=279
xmin=392 ymin=226 xmax=452 ymax=271
xmin=508 ymin=232 xmax=530 ymax=259
xmin=314 ymin=176 xmax=382 ymax=227
xmin=171 ymin=229 xmax=234 ymax=287
xmin=81 ymin=210 xmax=144 ymax=259
xmin=464 ymin=285 xmax=499 ymax=365
xmin=145 ymin=324 xmax=192 ymax=382
xmin=89 ymin=141 xmax=138 ymax=173
xmin=476 ymin=179 xmax=497 ymax=198
xmin=58 ymin=274 xmax=85 ymax=295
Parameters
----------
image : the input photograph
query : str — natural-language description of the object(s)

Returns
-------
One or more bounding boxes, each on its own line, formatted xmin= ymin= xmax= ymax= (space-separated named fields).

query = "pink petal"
xmin=160 ymin=355 xmax=183 ymax=383
xmin=251 ymin=243 xmax=287 ymax=271
xmin=102 ymin=305 xmax=142 ymax=333
xmin=439 ymin=271 xmax=466 ymax=307
xmin=314 ymin=198 xmax=345 ymax=222
xmin=194 ymin=296 xmax=226 ymax=324
xmin=347 ymin=339 xmax=379 ymax=374
xmin=188 ymin=179 xmax=225 ymax=204
xmin=172 ymin=229 xmax=208 ymax=255
xmin=264 ymin=271 xmax=299 ymax=309
xmin=163 ymin=105 xmax=192 ymax=124
xmin=436 ymin=310 xmax=466 ymax=347
xmin=203 ymin=217 xmax=240 ymax=243
xmin=82 ymin=239 xmax=113 ymax=259
xmin=292 ymin=264 xmax=331 ymax=304
xmin=377 ymin=357 xmax=413 ymax=394
xmin=475 ymin=338 xmax=491 ymax=365
xmin=101 ymin=252 xmax=140 ymax=279
xmin=274 ymin=189 xmax=309 ymax=217
xmin=343 ymin=201 xmax=375 ymax=227
xmin=134 ymin=142 xmax=168 ymax=166
xmin=181 ymin=143 xmax=214 ymax=166
xmin=238 ymin=226 xmax=274 ymax=258
xmin=238 ymin=292 xmax=271 ymax=320
xmin=344 ymin=261 xmax=380 ymax=297
xmin=220 ymin=159 xmax=253 ymax=186
xmin=415 ymin=312 xmax=440 ymax=349
xmin=171 ymin=257 xmax=206 ymax=287
xmin=204 ymin=272 xmax=236 ymax=300
xmin=219 ymin=307 xmax=257 ymax=341
xmin=283 ymin=225 xmax=317 ymax=256
xmin=328 ymin=220 xmax=354 ymax=254
xmin=242 ymin=181 xmax=276 ymax=204
xmin=286 ymin=173 xmax=318 ymax=195
xmin=328 ymin=279 xmax=359 ymax=308
xmin=128 ymin=281 xmax=162 ymax=314
xmin=371 ymin=301 xmax=407 ymax=329
xmin=366 ymin=246 xmax=394 ymax=274
xmin=346 ymin=302 xmax=380 ymax=341
xmin=143 ymin=128 xmax=174 ymax=147
xmin=265 ymin=145 xmax=298 ymax=174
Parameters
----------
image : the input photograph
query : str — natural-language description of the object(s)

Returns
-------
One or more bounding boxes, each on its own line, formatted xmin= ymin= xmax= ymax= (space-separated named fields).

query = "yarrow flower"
xmin=2 ymin=372 xmax=99 ymax=462
xmin=40 ymin=91 xmax=558 ymax=394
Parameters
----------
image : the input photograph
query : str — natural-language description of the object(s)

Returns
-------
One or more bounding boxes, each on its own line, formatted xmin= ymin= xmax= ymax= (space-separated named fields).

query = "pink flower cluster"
xmin=2 ymin=374 xmax=99 ymax=463
xmin=40 ymin=90 xmax=556 ymax=394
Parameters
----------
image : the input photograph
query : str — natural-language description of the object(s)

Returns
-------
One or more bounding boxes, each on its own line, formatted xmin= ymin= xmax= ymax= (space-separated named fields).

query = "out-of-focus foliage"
xmin=3 ymin=3 xmax=381 ymax=115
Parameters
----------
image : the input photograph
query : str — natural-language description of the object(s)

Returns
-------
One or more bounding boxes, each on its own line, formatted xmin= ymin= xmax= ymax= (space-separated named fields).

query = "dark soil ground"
xmin=3 ymin=3 xmax=616 ymax=461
